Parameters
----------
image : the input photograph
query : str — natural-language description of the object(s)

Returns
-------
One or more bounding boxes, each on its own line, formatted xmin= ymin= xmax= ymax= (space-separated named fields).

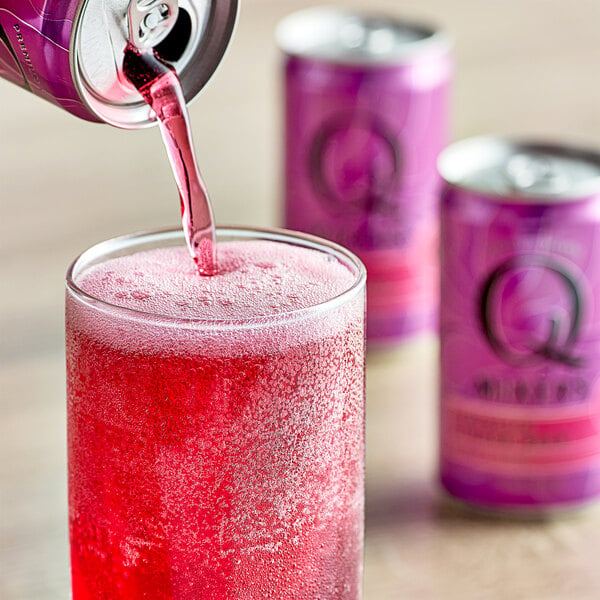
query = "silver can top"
xmin=72 ymin=0 xmax=238 ymax=128
xmin=276 ymin=7 xmax=450 ymax=65
xmin=438 ymin=136 xmax=600 ymax=202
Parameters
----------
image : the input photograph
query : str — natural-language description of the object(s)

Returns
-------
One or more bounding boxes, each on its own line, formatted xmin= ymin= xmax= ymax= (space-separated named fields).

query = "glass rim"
xmin=66 ymin=226 xmax=367 ymax=329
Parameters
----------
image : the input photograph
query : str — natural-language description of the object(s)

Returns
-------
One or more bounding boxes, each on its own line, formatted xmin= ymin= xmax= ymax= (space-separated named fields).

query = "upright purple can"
xmin=277 ymin=7 xmax=453 ymax=344
xmin=0 ymin=0 xmax=237 ymax=127
xmin=439 ymin=136 xmax=600 ymax=514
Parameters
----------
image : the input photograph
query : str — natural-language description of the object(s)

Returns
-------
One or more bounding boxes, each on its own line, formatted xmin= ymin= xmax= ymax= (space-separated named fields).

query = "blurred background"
xmin=1 ymin=0 xmax=600 ymax=598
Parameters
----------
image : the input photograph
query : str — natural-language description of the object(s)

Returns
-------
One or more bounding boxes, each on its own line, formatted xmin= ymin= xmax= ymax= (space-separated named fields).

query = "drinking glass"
xmin=66 ymin=227 xmax=366 ymax=599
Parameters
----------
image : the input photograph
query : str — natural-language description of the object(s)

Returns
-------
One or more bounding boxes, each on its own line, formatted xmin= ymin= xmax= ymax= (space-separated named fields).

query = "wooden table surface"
xmin=2 ymin=0 xmax=600 ymax=598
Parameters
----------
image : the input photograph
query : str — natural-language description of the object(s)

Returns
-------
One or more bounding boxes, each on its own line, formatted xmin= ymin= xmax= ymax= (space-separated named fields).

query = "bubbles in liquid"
xmin=67 ymin=241 xmax=364 ymax=599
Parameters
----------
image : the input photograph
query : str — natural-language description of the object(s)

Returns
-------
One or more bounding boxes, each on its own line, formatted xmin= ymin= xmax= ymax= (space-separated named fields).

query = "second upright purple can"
xmin=277 ymin=7 xmax=453 ymax=344
xmin=439 ymin=137 xmax=600 ymax=514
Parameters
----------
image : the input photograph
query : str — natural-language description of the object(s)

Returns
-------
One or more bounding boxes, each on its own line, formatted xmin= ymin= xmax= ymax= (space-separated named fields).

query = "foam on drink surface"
xmin=67 ymin=239 xmax=364 ymax=599
xmin=77 ymin=240 xmax=354 ymax=320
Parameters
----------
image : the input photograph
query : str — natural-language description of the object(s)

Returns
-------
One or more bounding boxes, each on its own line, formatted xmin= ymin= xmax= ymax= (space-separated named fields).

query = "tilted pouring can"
xmin=0 ymin=0 xmax=237 ymax=128
xmin=277 ymin=7 xmax=453 ymax=344
xmin=439 ymin=136 xmax=600 ymax=514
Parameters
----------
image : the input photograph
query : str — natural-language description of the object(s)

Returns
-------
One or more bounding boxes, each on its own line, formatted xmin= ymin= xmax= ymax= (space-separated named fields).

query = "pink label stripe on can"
xmin=362 ymin=225 xmax=439 ymax=310
xmin=443 ymin=391 xmax=600 ymax=474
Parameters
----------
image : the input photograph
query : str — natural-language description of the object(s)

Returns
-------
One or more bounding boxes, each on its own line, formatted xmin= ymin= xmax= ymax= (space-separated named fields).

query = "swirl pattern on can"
xmin=0 ymin=1 xmax=92 ymax=119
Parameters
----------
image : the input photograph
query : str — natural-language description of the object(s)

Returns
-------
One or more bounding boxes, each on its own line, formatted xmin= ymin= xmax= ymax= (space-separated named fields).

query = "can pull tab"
xmin=128 ymin=0 xmax=179 ymax=50
xmin=504 ymin=153 xmax=568 ymax=194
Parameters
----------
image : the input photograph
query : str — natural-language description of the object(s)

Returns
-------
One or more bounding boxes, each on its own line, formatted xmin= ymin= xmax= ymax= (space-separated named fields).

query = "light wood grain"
xmin=2 ymin=0 xmax=600 ymax=598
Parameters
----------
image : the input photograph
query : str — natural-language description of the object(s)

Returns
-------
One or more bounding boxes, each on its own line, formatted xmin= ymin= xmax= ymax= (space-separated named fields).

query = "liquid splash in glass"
xmin=123 ymin=45 xmax=217 ymax=276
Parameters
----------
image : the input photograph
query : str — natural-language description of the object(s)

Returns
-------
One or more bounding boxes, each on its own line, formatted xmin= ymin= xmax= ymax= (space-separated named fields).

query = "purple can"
xmin=439 ymin=136 xmax=600 ymax=514
xmin=0 ymin=0 xmax=237 ymax=127
xmin=277 ymin=7 xmax=453 ymax=344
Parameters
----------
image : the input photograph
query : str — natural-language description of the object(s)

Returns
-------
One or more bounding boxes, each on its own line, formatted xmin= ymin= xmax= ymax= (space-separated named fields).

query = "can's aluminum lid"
xmin=72 ymin=0 xmax=238 ymax=129
xmin=438 ymin=136 xmax=600 ymax=202
xmin=276 ymin=7 xmax=451 ymax=65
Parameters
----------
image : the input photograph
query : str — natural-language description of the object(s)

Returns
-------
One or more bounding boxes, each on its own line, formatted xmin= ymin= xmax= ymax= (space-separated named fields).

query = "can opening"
xmin=74 ymin=0 xmax=238 ymax=128
xmin=154 ymin=7 xmax=192 ymax=63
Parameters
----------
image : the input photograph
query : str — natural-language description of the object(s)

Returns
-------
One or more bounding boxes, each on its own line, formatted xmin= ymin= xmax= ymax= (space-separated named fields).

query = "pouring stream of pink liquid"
xmin=123 ymin=46 xmax=217 ymax=276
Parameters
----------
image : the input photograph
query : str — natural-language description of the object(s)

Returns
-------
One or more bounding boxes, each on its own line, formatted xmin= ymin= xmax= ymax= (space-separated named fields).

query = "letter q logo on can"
xmin=309 ymin=112 xmax=402 ymax=219
xmin=479 ymin=255 xmax=584 ymax=368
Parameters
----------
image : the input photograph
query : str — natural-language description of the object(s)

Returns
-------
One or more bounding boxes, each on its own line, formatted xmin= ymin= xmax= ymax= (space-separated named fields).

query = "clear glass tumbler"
xmin=66 ymin=227 xmax=366 ymax=599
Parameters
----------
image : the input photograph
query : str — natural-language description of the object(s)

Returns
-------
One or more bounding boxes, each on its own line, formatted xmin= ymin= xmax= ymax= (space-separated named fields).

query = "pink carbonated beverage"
xmin=66 ymin=228 xmax=366 ymax=599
